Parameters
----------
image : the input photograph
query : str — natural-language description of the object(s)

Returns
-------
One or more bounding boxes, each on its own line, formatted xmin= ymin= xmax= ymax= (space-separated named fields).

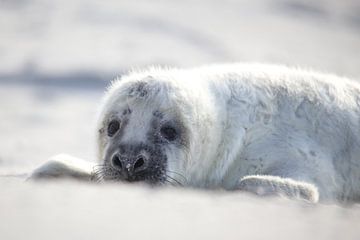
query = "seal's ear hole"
xmin=108 ymin=120 xmax=120 ymax=137
xmin=160 ymin=126 xmax=178 ymax=141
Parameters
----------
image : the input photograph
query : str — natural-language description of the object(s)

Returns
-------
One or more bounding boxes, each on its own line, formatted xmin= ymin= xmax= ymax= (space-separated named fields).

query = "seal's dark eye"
xmin=107 ymin=120 xmax=120 ymax=137
xmin=160 ymin=126 xmax=177 ymax=141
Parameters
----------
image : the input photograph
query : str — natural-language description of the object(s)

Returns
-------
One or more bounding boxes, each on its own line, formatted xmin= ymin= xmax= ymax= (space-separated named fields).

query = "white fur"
xmin=32 ymin=63 xmax=360 ymax=203
xmin=30 ymin=154 xmax=94 ymax=180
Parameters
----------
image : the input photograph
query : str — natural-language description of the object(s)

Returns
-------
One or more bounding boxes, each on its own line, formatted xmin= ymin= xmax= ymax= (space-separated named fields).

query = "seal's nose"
xmin=110 ymin=151 xmax=149 ymax=180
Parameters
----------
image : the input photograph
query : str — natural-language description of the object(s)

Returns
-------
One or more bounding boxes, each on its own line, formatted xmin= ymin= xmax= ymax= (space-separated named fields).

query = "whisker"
xmin=91 ymin=164 xmax=122 ymax=182
xmin=166 ymin=170 xmax=187 ymax=182
xmin=164 ymin=179 xmax=176 ymax=186
xmin=165 ymin=174 xmax=183 ymax=186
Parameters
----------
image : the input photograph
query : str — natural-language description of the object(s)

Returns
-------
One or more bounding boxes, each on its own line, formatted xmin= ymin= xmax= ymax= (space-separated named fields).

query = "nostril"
xmin=134 ymin=156 xmax=146 ymax=171
xmin=111 ymin=155 xmax=123 ymax=170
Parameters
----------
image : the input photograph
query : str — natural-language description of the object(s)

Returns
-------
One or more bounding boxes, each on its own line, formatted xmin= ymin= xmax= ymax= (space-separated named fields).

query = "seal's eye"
xmin=107 ymin=120 xmax=120 ymax=137
xmin=160 ymin=126 xmax=177 ymax=141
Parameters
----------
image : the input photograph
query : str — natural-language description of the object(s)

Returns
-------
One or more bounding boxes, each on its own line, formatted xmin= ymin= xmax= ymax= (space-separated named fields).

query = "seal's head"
xmin=95 ymin=69 xmax=197 ymax=185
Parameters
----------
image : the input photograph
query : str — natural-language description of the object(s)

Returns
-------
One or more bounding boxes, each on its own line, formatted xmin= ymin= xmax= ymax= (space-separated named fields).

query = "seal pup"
xmin=30 ymin=63 xmax=360 ymax=203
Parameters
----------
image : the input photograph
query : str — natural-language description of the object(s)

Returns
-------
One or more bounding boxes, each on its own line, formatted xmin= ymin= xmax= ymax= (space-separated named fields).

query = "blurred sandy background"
xmin=1 ymin=0 xmax=360 ymax=239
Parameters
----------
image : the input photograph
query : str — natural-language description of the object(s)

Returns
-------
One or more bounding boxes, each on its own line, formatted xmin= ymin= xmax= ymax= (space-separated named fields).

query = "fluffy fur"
xmin=31 ymin=63 xmax=360 ymax=203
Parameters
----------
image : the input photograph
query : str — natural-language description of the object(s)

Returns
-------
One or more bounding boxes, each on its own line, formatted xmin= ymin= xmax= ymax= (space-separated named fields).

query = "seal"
xmin=30 ymin=63 xmax=360 ymax=203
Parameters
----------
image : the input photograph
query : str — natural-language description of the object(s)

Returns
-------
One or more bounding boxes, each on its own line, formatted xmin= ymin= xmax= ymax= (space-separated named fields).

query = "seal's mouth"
xmin=91 ymin=162 xmax=185 ymax=187
xmin=91 ymin=162 xmax=166 ymax=184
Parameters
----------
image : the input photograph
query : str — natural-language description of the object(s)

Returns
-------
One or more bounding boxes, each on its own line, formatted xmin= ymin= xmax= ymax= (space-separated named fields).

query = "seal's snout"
xmin=110 ymin=145 xmax=150 ymax=181
xmin=102 ymin=141 xmax=167 ymax=184
xmin=111 ymin=154 xmax=148 ymax=173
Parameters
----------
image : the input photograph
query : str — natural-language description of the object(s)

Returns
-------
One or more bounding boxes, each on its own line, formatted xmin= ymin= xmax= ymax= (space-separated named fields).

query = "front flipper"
xmin=238 ymin=175 xmax=319 ymax=203
xmin=29 ymin=154 xmax=96 ymax=181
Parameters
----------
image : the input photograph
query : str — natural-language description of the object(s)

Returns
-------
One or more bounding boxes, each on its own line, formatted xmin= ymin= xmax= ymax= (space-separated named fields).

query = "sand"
xmin=1 ymin=0 xmax=360 ymax=239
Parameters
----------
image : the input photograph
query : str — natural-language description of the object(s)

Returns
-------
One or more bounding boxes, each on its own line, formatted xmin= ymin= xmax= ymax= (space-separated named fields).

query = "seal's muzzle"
xmin=111 ymin=151 xmax=148 ymax=181
xmin=106 ymin=143 xmax=165 ymax=183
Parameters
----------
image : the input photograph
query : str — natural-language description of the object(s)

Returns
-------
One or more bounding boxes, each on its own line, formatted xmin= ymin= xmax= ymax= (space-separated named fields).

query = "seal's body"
xmin=31 ymin=64 xmax=360 ymax=203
